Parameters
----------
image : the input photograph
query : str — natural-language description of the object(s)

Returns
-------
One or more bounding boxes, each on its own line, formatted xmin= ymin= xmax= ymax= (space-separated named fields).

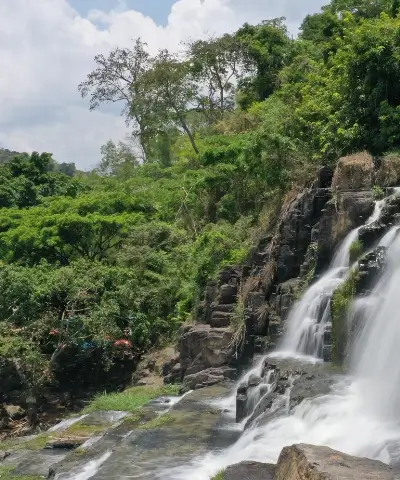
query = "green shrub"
xmin=211 ymin=471 xmax=225 ymax=480
xmin=331 ymin=268 xmax=360 ymax=365
xmin=373 ymin=185 xmax=385 ymax=200
xmin=349 ymin=239 xmax=363 ymax=263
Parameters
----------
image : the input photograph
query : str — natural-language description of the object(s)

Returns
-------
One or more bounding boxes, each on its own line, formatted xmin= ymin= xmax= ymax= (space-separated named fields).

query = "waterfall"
xmin=353 ymin=235 xmax=400 ymax=419
xmin=161 ymin=198 xmax=400 ymax=480
xmin=280 ymin=200 xmax=385 ymax=358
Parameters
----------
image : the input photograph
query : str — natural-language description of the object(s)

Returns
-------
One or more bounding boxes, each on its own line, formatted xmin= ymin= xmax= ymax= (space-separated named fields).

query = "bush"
xmin=349 ymin=239 xmax=363 ymax=263
xmin=331 ymin=268 xmax=360 ymax=365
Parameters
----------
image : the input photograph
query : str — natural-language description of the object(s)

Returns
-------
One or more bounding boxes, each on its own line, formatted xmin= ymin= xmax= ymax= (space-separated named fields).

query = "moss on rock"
xmin=331 ymin=268 xmax=360 ymax=365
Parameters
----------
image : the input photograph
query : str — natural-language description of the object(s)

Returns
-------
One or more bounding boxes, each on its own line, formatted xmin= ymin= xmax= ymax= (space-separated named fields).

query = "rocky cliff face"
xmin=169 ymin=152 xmax=400 ymax=391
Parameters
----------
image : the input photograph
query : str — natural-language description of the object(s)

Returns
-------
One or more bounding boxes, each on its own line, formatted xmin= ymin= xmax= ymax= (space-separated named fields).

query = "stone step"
xmin=210 ymin=311 xmax=233 ymax=327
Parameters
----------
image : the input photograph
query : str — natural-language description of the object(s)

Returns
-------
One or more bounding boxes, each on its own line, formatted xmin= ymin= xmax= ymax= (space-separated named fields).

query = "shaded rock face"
xmin=359 ymin=194 xmax=400 ymax=250
xmin=317 ymin=192 xmax=374 ymax=272
xmin=179 ymin=325 xmax=234 ymax=379
xmin=223 ymin=461 xmax=275 ymax=480
xmin=357 ymin=246 xmax=387 ymax=295
xmin=275 ymin=186 xmax=332 ymax=285
xmin=275 ymin=444 xmax=394 ymax=480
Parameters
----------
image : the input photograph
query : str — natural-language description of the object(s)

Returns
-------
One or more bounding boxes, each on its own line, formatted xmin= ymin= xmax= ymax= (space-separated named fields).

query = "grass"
xmin=0 ymin=434 xmax=49 ymax=453
xmin=60 ymin=423 xmax=107 ymax=438
xmin=211 ymin=471 xmax=225 ymax=480
xmin=138 ymin=414 xmax=174 ymax=430
xmin=83 ymin=384 xmax=181 ymax=413
xmin=0 ymin=466 xmax=43 ymax=480
xmin=332 ymin=152 xmax=374 ymax=191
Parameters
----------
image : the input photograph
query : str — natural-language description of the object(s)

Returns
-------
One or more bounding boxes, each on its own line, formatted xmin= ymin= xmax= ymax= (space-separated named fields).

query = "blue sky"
xmin=0 ymin=0 xmax=326 ymax=169
xmin=69 ymin=0 xmax=176 ymax=24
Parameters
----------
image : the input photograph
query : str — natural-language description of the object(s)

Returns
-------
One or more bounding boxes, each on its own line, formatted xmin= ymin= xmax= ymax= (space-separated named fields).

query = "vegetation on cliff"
xmin=2 ymin=0 xmax=400 ymax=427
xmin=331 ymin=267 xmax=360 ymax=364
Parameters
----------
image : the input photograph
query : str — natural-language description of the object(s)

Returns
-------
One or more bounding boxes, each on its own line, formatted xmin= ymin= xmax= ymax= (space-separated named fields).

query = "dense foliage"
xmin=2 ymin=0 xmax=400 ymax=421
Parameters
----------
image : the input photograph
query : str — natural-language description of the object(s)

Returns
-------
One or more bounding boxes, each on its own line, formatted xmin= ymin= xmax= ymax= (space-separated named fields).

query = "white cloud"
xmin=0 ymin=0 xmax=326 ymax=169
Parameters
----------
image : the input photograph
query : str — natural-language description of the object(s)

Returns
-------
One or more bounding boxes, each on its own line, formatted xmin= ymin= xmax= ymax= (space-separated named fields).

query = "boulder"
xmin=332 ymin=152 xmax=375 ymax=192
xmin=210 ymin=311 xmax=233 ymax=328
xmin=180 ymin=324 xmax=234 ymax=376
xmin=218 ymin=284 xmax=238 ymax=304
xmin=275 ymin=444 xmax=394 ymax=480
xmin=5 ymin=405 xmax=25 ymax=420
xmin=223 ymin=461 xmax=275 ymax=480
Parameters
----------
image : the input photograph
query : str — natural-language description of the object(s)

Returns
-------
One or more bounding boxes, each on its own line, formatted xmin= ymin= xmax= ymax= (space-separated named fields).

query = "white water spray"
xmin=162 ymin=199 xmax=400 ymax=480
xmin=281 ymin=200 xmax=384 ymax=358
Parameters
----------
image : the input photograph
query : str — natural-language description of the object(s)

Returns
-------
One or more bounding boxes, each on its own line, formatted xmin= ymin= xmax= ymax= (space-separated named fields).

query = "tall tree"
xmin=234 ymin=18 xmax=292 ymax=108
xmin=187 ymin=34 xmax=243 ymax=119
xmin=98 ymin=140 xmax=138 ymax=177
xmin=139 ymin=50 xmax=200 ymax=154
xmin=78 ymin=39 xmax=154 ymax=161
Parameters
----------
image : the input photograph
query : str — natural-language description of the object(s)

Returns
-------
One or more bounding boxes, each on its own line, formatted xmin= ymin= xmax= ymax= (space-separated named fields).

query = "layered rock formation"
xmin=168 ymin=152 xmax=400 ymax=392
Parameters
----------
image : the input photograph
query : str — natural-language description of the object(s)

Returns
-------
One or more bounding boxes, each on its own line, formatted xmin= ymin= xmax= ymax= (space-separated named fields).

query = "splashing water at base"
xmin=162 ymin=379 xmax=400 ymax=480
xmin=162 ymin=218 xmax=400 ymax=480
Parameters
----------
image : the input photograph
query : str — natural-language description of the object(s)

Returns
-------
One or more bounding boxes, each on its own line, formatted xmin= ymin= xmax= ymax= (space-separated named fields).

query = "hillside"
xmin=0 ymin=0 xmax=400 ymax=440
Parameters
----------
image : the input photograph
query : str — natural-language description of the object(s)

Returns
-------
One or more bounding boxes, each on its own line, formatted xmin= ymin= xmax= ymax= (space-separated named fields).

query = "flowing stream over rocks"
xmin=159 ymin=195 xmax=400 ymax=479
xmin=281 ymin=200 xmax=384 ymax=359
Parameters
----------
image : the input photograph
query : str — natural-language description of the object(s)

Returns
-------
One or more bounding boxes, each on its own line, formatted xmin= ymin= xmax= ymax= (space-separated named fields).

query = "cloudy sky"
xmin=0 ymin=0 xmax=326 ymax=170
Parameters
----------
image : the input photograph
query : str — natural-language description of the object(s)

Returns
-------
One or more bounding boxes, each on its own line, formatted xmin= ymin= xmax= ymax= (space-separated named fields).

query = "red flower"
xmin=49 ymin=328 xmax=60 ymax=336
xmin=113 ymin=339 xmax=132 ymax=348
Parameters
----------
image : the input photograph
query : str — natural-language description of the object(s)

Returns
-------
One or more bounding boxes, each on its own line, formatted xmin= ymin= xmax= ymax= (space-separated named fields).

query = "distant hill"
xmin=0 ymin=148 xmax=78 ymax=177
xmin=0 ymin=148 xmax=23 ymax=164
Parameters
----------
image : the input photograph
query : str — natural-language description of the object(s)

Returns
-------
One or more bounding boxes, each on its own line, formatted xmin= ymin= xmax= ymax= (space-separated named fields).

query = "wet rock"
xmin=289 ymin=371 xmax=334 ymax=409
xmin=45 ymin=437 xmax=88 ymax=449
xmin=236 ymin=393 xmax=247 ymax=423
xmin=248 ymin=374 xmax=261 ymax=387
xmin=183 ymin=367 xmax=236 ymax=391
xmin=357 ymin=246 xmax=387 ymax=295
xmin=223 ymin=461 xmax=275 ymax=480
xmin=275 ymin=186 xmax=332 ymax=284
xmin=244 ymin=392 xmax=275 ymax=428
xmin=275 ymin=444 xmax=394 ymax=480
xmin=317 ymin=191 xmax=374 ymax=272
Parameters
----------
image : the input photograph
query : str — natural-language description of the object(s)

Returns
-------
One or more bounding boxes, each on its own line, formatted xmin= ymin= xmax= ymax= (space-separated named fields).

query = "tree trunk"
xmin=178 ymin=115 xmax=199 ymax=154
xmin=26 ymin=391 xmax=39 ymax=430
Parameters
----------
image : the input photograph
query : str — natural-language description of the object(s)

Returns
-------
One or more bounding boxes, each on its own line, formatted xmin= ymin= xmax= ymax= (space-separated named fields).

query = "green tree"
xmin=79 ymin=39 xmax=154 ymax=161
xmin=98 ymin=140 xmax=138 ymax=177
xmin=234 ymin=19 xmax=292 ymax=108
xmin=138 ymin=50 xmax=200 ymax=154
xmin=187 ymin=34 xmax=243 ymax=118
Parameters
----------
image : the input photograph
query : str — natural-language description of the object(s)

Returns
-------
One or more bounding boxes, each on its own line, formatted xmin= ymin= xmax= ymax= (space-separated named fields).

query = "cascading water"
xmin=161 ymin=197 xmax=400 ymax=480
xmin=280 ymin=200 xmax=385 ymax=358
